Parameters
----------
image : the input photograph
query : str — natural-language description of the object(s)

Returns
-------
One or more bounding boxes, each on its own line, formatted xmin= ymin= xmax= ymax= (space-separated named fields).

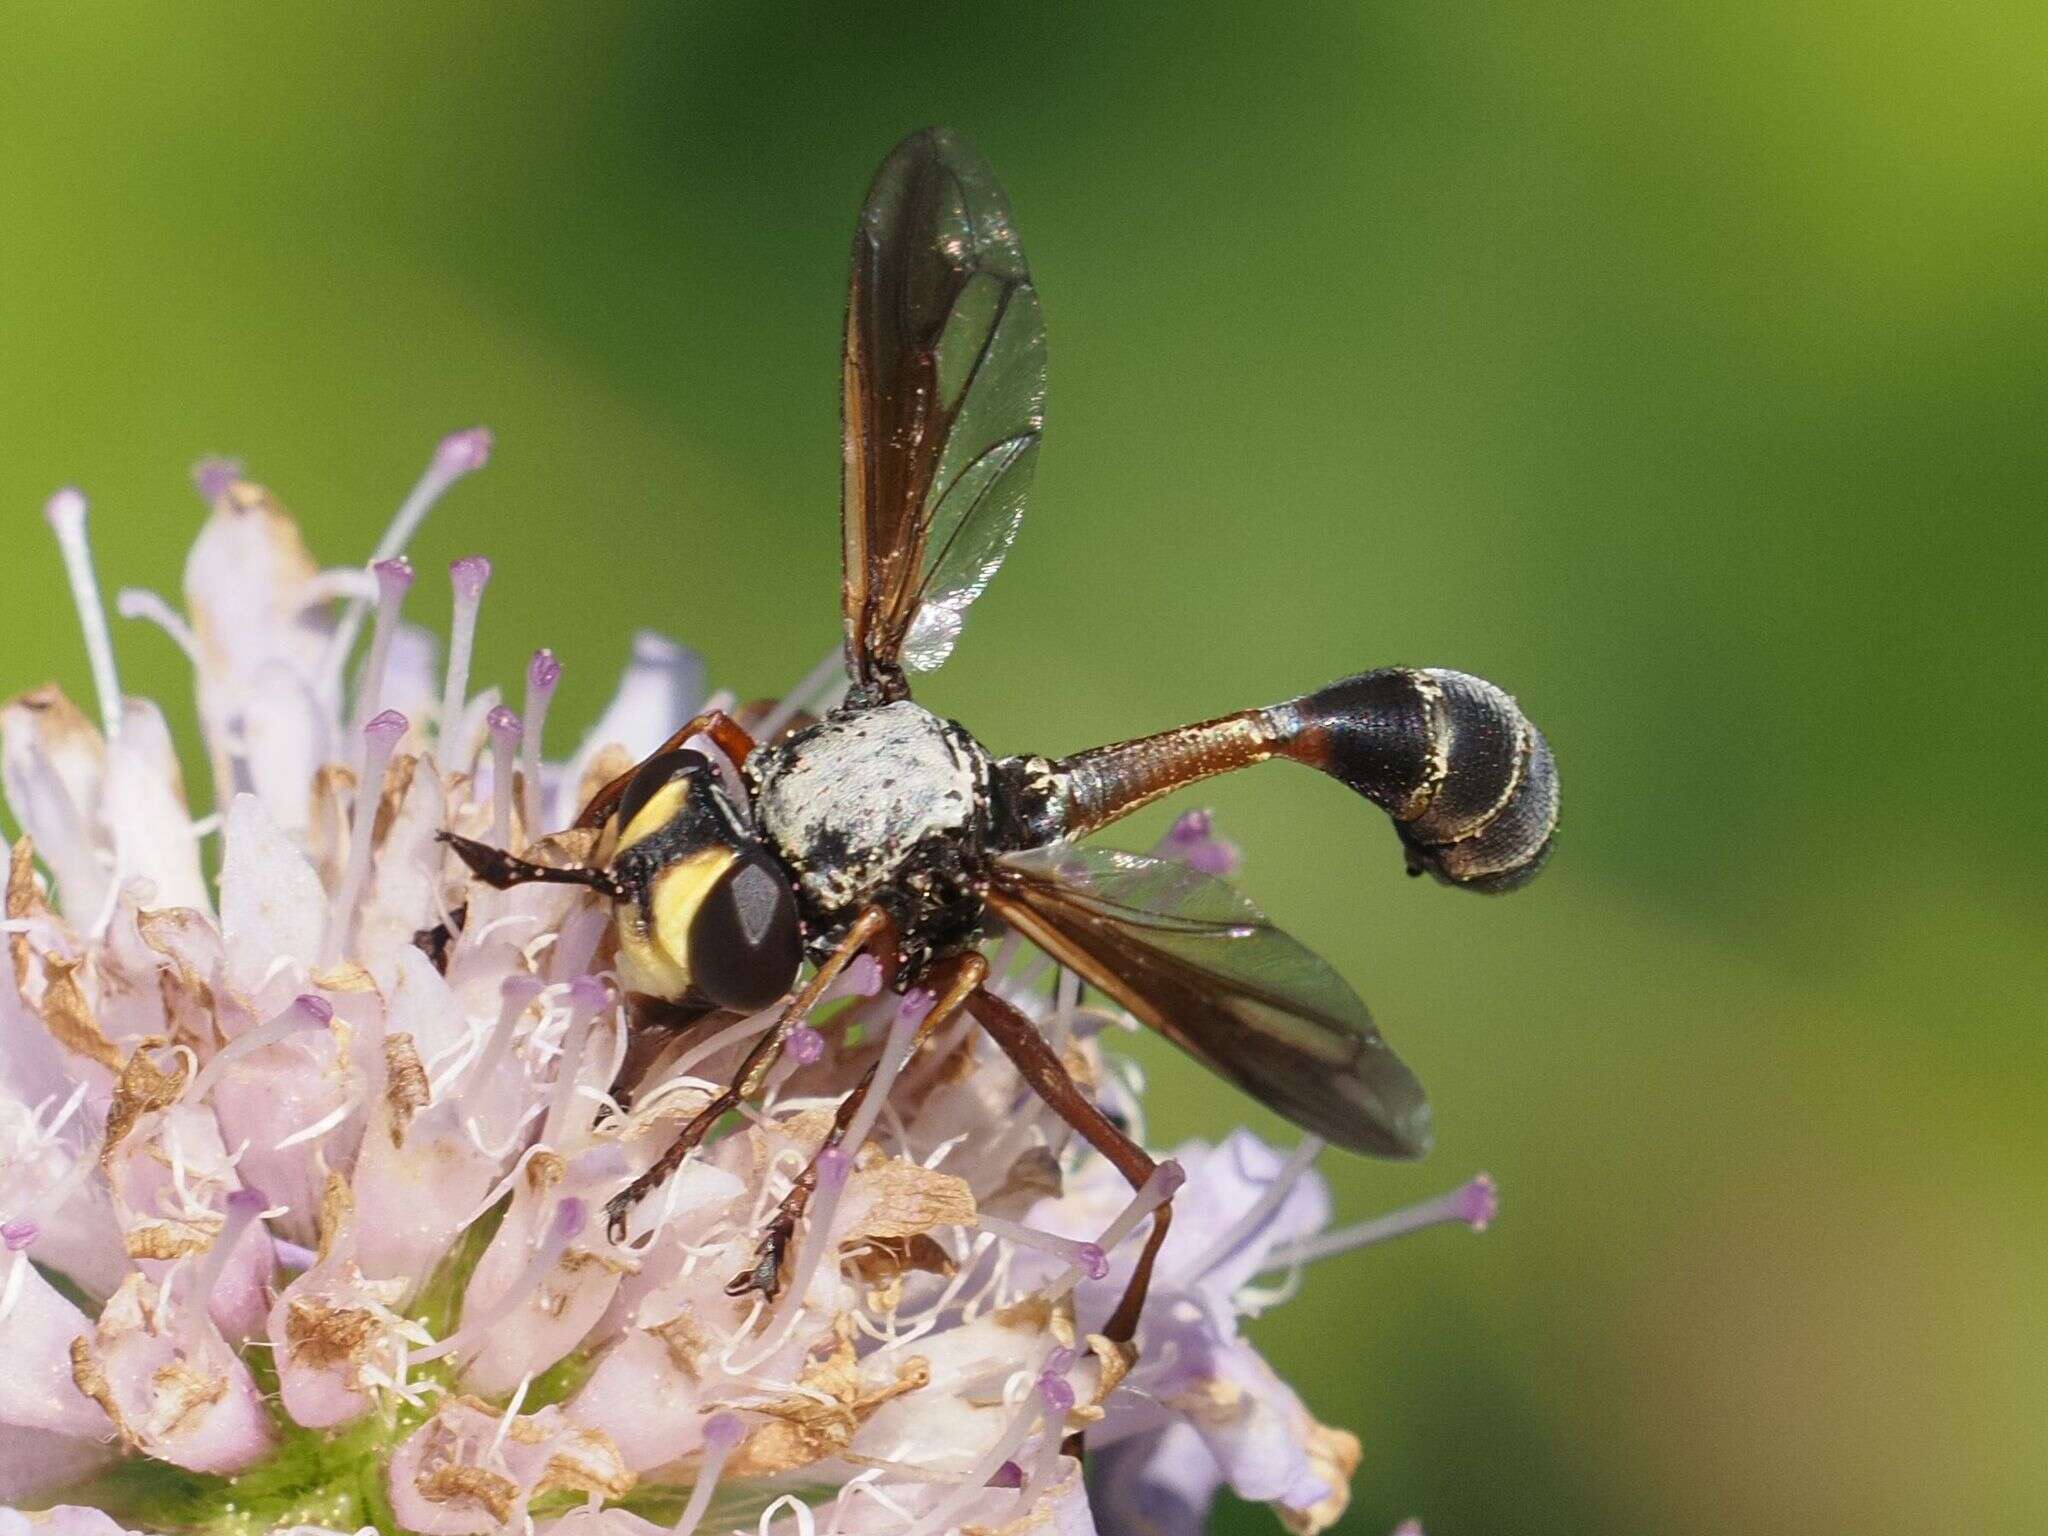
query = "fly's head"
xmin=604 ymin=748 xmax=803 ymax=1012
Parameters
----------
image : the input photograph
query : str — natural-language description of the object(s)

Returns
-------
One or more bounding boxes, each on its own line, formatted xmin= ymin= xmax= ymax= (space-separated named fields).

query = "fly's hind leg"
xmin=966 ymin=985 xmax=1173 ymax=1346
xmin=726 ymin=951 xmax=988 ymax=1300
xmin=603 ymin=906 xmax=894 ymax=1242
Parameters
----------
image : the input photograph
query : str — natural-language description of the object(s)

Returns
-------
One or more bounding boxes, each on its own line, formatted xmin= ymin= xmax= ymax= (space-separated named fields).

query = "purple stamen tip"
xmin=44 ymin=487 xmax=87 ymax=528
xmin=1186 ymin=841 xmax=1239 ymax=876
xmin=2 ymin=1217 xmax=39 ymax=1252
xmin=293 ymin=993 xmax=334 ymax=1025
xmin=527 ymin=648 xmax=561 ymax=691
xmin=373 ymin=556 xmax=415 ymax=595
xmin=225 ymin=1187 xmax=269 ymax=1218
xmin=1078 ymin=1241 xmax=1109 ymax=1280
xmin=488 ymin=705 xmax=522 ymax=744
xmin=191 ymin=458 xmax=242 ymax=502
xmin=567 ymin=975 xmax=610 ymax=1011
xmin=703 ymin=1411 xmax=746 ymax=1452
xmin=1155 ymin=1159 xmax=1188 ymax=1198
xmin=1457 ymin=1173 xmax=1498 ymax=1231
xmin=1168 ymin=809 xmax=1213 ymax=843
xmin=988 ymin=1461 xmax=1024 ymax=1490
xmin=553 ymin=1198 xmax=589 ymax=1238
xmin=434 ymin=427 xmax=493 ymax=477
xmin=363 ymin=708 xmax=408 ymax=746
xmin=449 ymin=554 xmax=492 ymax=600
xmin=897 ymin=988 xmax=936 ymax=1030
xmin=787 ymin=1026 xmax=826 ymax=1065
xmin=1045 ymin=1346 xmax=1076 ymax=1374
xmin=815 ymin=1146 xmax=853 ymax=1188
xmin=842 ymin=954 xmax=883 ymax=998
xmin=1038 ymin=1372 xmax=1077 ymax=1416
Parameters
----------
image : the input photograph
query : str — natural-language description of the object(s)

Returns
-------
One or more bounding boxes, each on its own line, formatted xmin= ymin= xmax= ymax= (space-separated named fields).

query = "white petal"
xmin=388 ymin=1399 xmax=630 ymax=1536
xmin=83 ymin=1273 xmax=275 ymax=1475
xmin=0 ymin=1472 xmax=125 ymax=1519
xmin=219 ymin=793 xmax=326 ymax=1001
xmin=536 ymin=1508 xmax=666 ymax=1536
xmin=181 ymin=482 xmax=325 ymax=689
xmin=240 ymin=661 xmax=331 ymax=838
xmin=0 ymin=1256 xmax=116 ymax=1439
xmin=349 ymin=1112 xmax=503 ymax=1305
xmin=1 ymin=689 xmax=110 ymax=921
xmin=0 ymin=958 xmax=81 ymax=1112
xmin=205 ymin=1039 xmax=352 ymax=1252
xmin=358 ymin=759 xmax=449 ymax=962
xmin=104 ymin=1101 xmax=276 ymax=1341
xmin=0 ymin=1069 xmax=125 ymax=1298
xmin=1087 ymin=1425 xmax=1220 ymax=1536
xmin=380 ymin=943 xmax=470 ymax=1071
xmin=102 ymin=699 xmax=210 ymax=916
xmin=1155 ymin=1130 xmax=1333 ymax=1299
xmin=268 ymin=1213 xmax=412 ymax=1432
xmin=1167 ymin=1339 xmax=1331 ymax=1512
xmin=457 ymin=1188 xmax=620 ymax=1397
xmin=563 ymin=1329 xmax=705 ymax=1474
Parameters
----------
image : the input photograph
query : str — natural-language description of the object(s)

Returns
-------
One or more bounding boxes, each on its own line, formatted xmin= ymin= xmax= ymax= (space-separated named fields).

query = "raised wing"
xmin=988 ymin=847 xmax=1433 ymax=1158
xmin=841 ymin=128 xmax=1047 ymax=692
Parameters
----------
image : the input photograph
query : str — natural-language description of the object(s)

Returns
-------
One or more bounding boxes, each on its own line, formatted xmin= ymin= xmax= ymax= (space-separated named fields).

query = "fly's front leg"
xmin=603 ymin=906 xmax=893 ymax=1242
xmin=726 ymin=951 xmax=988 ymax=1300
xmin=575 ymin=710 xmax=758 ymax=830
xmin=439 ymin=832 xmax=624 ymax=896
xmin=967 ymin=985 xmax=1173 ymax=1346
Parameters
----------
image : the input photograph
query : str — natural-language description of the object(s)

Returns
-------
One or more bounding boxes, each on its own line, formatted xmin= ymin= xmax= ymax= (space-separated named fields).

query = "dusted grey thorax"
xmin=746 ymin=699 xmax=994 ymax=959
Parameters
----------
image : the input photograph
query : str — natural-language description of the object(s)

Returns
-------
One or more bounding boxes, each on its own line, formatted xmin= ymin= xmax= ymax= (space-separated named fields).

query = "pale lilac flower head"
xmin=0 ymin=436 xmax=1495 ymax=1536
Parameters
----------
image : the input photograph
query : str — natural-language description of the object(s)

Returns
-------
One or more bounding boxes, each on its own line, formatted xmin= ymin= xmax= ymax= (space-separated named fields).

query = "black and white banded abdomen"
xmin=1272 ymin=668 xmax=1558 ymax=892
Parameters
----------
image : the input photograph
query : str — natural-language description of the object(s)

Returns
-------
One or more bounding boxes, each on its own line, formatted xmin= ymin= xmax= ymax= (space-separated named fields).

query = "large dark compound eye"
xmin=689 ymin=849 xmax=802 ymax=1012
xmin=615 ymin=749 xmax=709 ymax=834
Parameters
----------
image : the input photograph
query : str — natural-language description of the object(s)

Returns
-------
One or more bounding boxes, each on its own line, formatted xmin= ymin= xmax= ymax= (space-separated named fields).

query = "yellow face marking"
xmin=611 ymin=844 xmax=735 ymax=1003
xmin=613 ymin=779 xmax=694 ymax=857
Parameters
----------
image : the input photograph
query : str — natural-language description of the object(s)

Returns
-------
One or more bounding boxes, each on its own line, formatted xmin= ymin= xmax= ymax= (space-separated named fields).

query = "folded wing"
xmin=987 ymin=846 xmax=1432 ymax=1157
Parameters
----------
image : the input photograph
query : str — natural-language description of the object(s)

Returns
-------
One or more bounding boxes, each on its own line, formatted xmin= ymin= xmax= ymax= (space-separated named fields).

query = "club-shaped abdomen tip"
xmin=1275 ymin=667 xmax=1557 ymax=893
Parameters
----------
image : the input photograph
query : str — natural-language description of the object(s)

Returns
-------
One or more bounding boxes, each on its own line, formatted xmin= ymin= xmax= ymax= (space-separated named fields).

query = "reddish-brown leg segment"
xmin=966 ymin=986 xmax=1173 ymax=1345
xmin=575 ymin=709 xmax=759 ymax=831
xmin=727 ymin=950 xmax=988 ymax=1298
xmin=604 ymin=905 xmax=894 ymax=1241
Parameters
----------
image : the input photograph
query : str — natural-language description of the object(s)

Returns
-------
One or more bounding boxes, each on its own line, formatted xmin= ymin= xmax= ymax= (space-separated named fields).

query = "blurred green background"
xmin=4 ymin=4 xmax=2043 ymax=1532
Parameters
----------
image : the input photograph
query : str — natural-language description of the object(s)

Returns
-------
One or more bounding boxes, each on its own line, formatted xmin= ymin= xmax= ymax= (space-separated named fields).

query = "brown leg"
xmin=966 ymin=986 xmax=1172 ymax=1345
xmin=575 ymin=710 xmax=758 ymax=830
xmin=726 ymin=951 xmax=988 ymax=1299
xmin=603 ymin=906 xmax=893 ymax=1242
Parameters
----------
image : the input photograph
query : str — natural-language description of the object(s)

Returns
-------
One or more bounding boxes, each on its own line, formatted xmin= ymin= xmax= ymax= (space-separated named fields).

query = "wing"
xmin=841 ymin=128 xmax=1047 ymax=690
xmin=987 ymin=846 xmax=1433 ymax=1158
